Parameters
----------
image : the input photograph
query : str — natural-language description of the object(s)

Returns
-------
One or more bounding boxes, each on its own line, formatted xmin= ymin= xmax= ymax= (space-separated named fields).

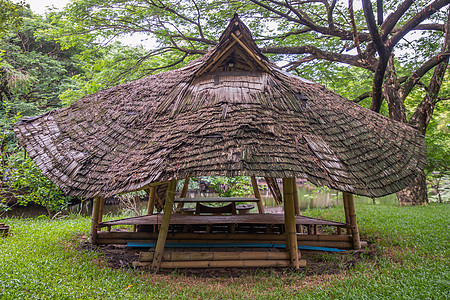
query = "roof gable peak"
xmin=195 ymin=14 xmax=271 ymax=76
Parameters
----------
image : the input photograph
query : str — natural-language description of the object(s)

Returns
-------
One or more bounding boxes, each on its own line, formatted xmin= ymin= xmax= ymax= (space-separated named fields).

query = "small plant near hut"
xmin=117 ymin=191 xmax=147 ymax=217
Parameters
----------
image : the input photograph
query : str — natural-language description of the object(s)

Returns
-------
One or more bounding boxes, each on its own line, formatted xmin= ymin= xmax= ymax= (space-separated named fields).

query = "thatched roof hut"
xmin=15 ymin=14 xmax=425 ymax=199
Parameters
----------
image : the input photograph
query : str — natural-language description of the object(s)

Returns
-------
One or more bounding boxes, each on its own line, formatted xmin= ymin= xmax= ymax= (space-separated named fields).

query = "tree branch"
xmin=368 ymin=0 xmax=448 ymax=112
xmin=409 ymin=6 xmax=450 ymax=134
xmin=401 ymin=52 xmax=450 ymax=100
xmin=353 ymin=91 xmax=372 ymax=103
xmin=169 ymin=35 xmax=217 ymax=45
xmin=387 ymin=0 xmax=450 ymax=50
xmin=392 ymin=23 xmax=446 ymax=33
xmin=256 ymin=28 xmax=312 ymax=41
xmin=285 ymin=55 xmax=316 ymax=70
xmin=379 ymin=0 xmax=414 ymax=41
xmin=362 ymin=0 xmax=387 ymax=60
xmin=249 ymin=0 xmax=371 ymax=41
xmin=328 ymin=0 xmax=338 ymax=28
xmin=348 ymin=0 xmax=362 ymax=56
xmin=262 ymin=45 xmax=376 ymax=70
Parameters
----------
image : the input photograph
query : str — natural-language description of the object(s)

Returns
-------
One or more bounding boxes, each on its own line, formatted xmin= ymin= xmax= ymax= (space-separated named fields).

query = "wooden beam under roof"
xmin=230 ymin=32 xmax=270 ymax=73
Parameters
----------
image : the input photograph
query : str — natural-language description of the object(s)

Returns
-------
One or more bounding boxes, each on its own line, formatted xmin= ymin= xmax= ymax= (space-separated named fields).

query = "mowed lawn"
xmin=1 ymin=203 xmax=449 ymax=299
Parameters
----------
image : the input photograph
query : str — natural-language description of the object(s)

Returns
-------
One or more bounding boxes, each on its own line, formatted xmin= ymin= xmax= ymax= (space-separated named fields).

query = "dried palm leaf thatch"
xmin=14 ymin=15 xmax=426 ymax=199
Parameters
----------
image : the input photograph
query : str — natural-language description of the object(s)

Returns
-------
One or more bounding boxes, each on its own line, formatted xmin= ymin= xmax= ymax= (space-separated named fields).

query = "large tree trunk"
xmin=396 ymin=170 xmax=428 ymax=205
xmin=382 ymin=57 xmax=428 ymax=205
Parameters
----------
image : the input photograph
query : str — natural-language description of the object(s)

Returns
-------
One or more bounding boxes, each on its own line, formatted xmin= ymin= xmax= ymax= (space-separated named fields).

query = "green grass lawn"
xmin=1 ymin=204 xmax=449 ymax=299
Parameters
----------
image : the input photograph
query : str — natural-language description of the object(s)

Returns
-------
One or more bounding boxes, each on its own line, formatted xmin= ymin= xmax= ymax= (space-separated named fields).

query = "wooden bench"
xmin=174 ymin=197 xmax=260 ymax=214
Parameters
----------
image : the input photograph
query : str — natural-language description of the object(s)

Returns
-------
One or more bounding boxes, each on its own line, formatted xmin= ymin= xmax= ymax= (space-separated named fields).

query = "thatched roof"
xmin=14 ymin=15 xmax=426 ymax=199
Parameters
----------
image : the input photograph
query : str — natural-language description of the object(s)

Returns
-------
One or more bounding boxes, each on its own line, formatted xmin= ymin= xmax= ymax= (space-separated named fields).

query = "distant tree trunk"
xmin=396 ymin=170 xmax=428 ymax=205
xmin=436 ymin=178 xmax=442 ymax=204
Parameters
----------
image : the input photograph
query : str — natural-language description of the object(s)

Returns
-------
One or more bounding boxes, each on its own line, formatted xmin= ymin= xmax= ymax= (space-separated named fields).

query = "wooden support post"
xmin=147 ymin=186 xmax=156 ymax=215
xmin=89 ymin=196 xmax=101 ymax=244
xmin=283 ymin=177 xmax=300 ymax=269
xmin=151 ymin=180 xmax=177 ymax=272
xmin=344 ymin=192 xmax=361 ymax=250
xmin=251 ymin=176 xmax=265 ymax=213
xmin=343 ymin=192 xmax=351 ymax=235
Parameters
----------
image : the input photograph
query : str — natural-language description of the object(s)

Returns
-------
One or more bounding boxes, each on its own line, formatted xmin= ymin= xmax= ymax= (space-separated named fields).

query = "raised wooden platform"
xmin=96 ymin=214 xmax=355 ymax=249
xmin=100 ymin=213 xmax=347 ymax=227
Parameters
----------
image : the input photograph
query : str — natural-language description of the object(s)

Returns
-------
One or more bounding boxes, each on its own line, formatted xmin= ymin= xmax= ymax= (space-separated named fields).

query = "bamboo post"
xmin=292 ymin=178 xmax=303 ymax=233
xmin=344 ymin=192 xmax=361 ymax=250
xmin=251 ymin=176 xmax=265 ymax=213
xmin=89 ymin=196 xmax=101 ymax=244
xmin=283 ymin=177 xmax=300 ymax=269
xmin=147 ymin=186 xmax=156 ymax=215
xmin=343 ymin=192 xmax=351 ymax=235
xmin=177 ymin=178 xmax=190 ymax=209
xmin=98 ymin=197 xmax=105 ymax=228
xmin=151 ymin=180 xmax=177 ymax=272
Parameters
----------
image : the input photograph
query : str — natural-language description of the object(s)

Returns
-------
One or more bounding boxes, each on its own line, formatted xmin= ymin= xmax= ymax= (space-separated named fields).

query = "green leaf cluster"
xmin=202 ymin=176 xmax=252 ymax=198
xmin=1 ymin=151 xmax=71 ymax=214
xmin=0 ymin=0 xmax=25 ymax=36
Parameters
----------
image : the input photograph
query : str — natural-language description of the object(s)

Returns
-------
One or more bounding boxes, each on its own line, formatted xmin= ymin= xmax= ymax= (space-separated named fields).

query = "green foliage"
xmin=0 ymin=10 xmax=86 ymax=214
xmin=0 ymin=0 xmax=25 ymax=36
xmin=0 ymin=12 xmax=82 ymax=103
xmin=0 ymin=151 xmax=70 ymax=214
xmin=202 ymin=176 xmax=252 ymax=197
xmin=0 ymin=10 xmax=84 ymax=146
xmin=425 ymin=110 xmax=450 ymax=203
xmin=58 ymin=42 xmax=180 ymax=105
xmin=116 ymin=191 xmax=147 ymax=217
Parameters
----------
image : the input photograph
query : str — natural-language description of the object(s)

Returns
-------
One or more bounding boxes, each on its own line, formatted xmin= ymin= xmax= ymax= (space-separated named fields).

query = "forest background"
xmin=0 ymin=0 xmax=448 ymax=214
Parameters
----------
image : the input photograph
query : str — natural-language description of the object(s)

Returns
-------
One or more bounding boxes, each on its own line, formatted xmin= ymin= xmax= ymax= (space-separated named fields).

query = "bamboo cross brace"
xmin=151 ymin=180 xmax=177 ymax=272
xmin=251 ymin=176 xmax=265 ymax=213
xmin=147 ymin=186 xmax=156 ymax=215
xmin=196 ymin=39 xmax=238 ymax=75
xmin=230 ymin=32 xmax=270 ymax=72
xmin=177 ymin=178 xmax=191 ymax=209
xmin=233 ymin=46 xmax=260 ymax=71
